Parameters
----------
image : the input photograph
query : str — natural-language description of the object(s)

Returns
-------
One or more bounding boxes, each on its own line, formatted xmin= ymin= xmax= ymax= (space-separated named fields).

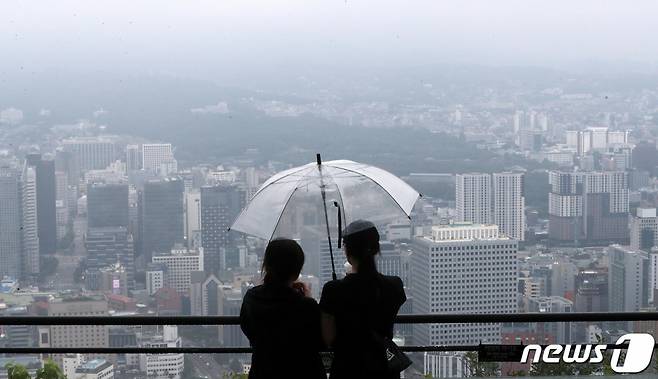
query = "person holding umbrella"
xmin=320 ymin=220 xmax=407 ymax=379
xmin=239 ymin=238 xmax=326 ymax=379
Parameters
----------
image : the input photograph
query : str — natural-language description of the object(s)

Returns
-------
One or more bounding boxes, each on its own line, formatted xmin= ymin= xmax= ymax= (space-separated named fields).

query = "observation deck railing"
xmin=1 ymin=312 xmax=657 ymax=354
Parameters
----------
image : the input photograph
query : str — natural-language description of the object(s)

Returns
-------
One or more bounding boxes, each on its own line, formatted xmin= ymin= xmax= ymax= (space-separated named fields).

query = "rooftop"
xmin=426 ymin=222 xmax=507 ymax=242
xmin=76 ymin=359 xmax=112 ymax=373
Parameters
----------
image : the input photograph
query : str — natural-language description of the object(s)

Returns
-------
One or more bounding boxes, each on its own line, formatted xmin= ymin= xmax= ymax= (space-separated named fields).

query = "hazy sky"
xmin=2 ymin=1 xmax=658 ymax=80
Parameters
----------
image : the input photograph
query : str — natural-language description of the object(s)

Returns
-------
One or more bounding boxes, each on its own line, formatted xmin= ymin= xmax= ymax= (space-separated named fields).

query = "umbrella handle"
xmin=334 ymin=201 xmax=342 ymax=249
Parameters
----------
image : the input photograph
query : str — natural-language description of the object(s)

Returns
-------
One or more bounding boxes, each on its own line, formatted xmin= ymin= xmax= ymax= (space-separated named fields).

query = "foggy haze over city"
xmin=3 ymin=1 xmax=658 ymax=378
xmin=3 ymin=0 xmax=658 ymax=78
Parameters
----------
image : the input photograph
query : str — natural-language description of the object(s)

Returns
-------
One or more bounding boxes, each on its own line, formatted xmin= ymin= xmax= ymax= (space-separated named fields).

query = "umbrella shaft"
xmin=319 ymin=164 xmax=338 ymax=281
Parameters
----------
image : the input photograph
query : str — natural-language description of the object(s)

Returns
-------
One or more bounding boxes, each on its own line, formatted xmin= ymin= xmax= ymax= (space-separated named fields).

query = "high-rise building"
xmin=85 ymin=227 xmax=135 ymax=289
xmin=457 ymin=172 xmax=525 ymax=241
xmin=631 ymin=208 xmax=658 ymax=252
xmin=62 ymin=137 xmax=116 ymax=173
xmin=87 ymin=182 xmax=129 ymax=228
xmin=648 ymin=249 xmax=658 ymax=305
xmin=185 ymin=190 xmax=201 ymax=249
xmin=608 ymin=245 xmax=649 ymax=313
xmin=200 ymin=184 xmax=245 ymax=274
xmin=125 ymin=144 xmax=141 ymax=172
xmin=55 ymin=171 xmax=70 ymax=239
xmin=548 ymin=171 xmax=629 ymax=245
xmin=26 ymin=154 xmax=57 ymax=256
xmin=40 ymin=296 xmax=110 ymax=360
xmin=575 ymin=270 xmax=608 ymax=313
xmin=492 ymin=172 xmax=525 ymax=241
xmin=566 ymin=128 xmax=629 ymax=156
xmin=21 ymin=163 xmax=40 ymax=280
xmin=411 ymin=223 xmax=517 ymax=346
xmin=142 ymin=143 xmax=176 ymax=175
xmin=0 ymin=165 xmax=23 ymax=279
xmin=151 ymin=246 xmax=204 ymax=295
xmin=139 ymin=177 xmax=185 ymax=263
xmin=455 ymin=173 xmax=491 ymax=225
xmin=573 ymin=269 xmax=609 ymax=342
xmin=189 ymin=271 xmax=223 ymax=316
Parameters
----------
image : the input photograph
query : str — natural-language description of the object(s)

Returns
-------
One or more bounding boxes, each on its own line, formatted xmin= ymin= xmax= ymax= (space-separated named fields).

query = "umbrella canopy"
xmin=230 ymin=157 xmax=421 ymax=241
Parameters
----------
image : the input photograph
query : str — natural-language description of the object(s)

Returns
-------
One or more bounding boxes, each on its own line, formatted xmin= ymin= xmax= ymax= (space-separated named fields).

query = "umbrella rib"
xmin=267 ymin=186 xmax=300 ymax=241
xmin=326 ymin=165 xmax=415 ymax=219
xmin=230 ymin=171 xmax=309 ymax=238
xmin=252 ymin=165 xmax=313 ymax=199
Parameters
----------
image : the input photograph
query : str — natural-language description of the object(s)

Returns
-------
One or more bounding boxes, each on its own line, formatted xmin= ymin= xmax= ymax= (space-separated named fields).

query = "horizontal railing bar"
xmin=1 ymin=312 xmax=657 ymax=325
xmin=1 ymin=344 xmax=655 ymax=355
xmin=396 ymin=312 xmax=658 ymax=324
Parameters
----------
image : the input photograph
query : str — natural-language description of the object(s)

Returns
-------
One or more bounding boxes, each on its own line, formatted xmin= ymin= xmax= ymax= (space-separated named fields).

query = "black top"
xmin=240 ymin=284 xmax=326 ymax=379
xmin=320 ymin=272 xmax=407 ymax=379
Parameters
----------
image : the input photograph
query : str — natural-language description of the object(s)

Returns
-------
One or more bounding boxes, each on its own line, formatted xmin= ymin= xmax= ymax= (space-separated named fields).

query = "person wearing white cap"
xmin=320 ymin=220 xmax=407 ymax=379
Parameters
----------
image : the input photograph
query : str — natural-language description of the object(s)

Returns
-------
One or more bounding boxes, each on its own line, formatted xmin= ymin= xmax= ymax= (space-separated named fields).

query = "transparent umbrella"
xmin=230 ymin=154 xmax=421 ymax=280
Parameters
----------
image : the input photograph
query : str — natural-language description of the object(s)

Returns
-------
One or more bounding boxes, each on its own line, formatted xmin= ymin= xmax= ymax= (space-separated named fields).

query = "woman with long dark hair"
xmin=240 ymin=238 xmax=325 ymax=379
xmin=320 ymin=220 xmax=407 ymax=379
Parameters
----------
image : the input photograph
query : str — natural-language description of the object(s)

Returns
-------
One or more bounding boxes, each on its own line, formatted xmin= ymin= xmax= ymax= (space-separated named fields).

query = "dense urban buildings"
xmin=2 ymin=46 xmax=658 ymax=379
xmin=548 ymin=170 xmax=629 ymax=245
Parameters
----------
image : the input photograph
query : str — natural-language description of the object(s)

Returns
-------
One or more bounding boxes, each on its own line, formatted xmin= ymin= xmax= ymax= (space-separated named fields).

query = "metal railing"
xmin=1 ymin=312 xmax=657 ymax=354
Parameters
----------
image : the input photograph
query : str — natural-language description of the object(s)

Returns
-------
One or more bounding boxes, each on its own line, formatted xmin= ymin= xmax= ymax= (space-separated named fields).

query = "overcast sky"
xmin=2 ymin=1 xmax=658 ymax=80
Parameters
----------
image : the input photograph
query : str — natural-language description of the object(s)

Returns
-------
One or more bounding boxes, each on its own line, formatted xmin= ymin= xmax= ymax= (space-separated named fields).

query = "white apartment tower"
xmin=457 ymin=172 xmax=525 ymax=241
xmin=411 ymin=223 xmax=518 ymax=346
xmin=493 ymin=172 xmax=525 ymax=241
xmin=456 ymin=173 xmax=492 ymax=225
xmin=142 ymin=143 xmax=176 ymax=175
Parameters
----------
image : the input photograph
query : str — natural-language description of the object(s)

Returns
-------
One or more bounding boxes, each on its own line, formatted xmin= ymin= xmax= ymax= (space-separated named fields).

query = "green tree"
xmin=5 ymin=362 xmax=31 ymax=379
xmin=35 ymin=360 xmax=65 ymax=379
xmin=463 ymin=351 xmax=499 ymax=377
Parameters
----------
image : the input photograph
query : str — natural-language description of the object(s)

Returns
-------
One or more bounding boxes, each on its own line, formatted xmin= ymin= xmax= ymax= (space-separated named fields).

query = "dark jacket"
xmin=320 ymin=272 xmax=407 ymax=379
xmin=240 ymin=284 xmax=326 ymax=379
